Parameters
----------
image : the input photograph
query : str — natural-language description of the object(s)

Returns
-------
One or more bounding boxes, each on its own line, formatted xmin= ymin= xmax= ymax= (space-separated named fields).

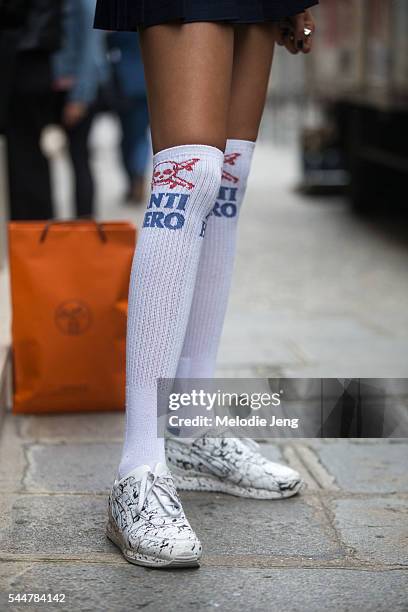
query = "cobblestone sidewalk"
xmin=0 ymin=413 xmax=407 ymax=611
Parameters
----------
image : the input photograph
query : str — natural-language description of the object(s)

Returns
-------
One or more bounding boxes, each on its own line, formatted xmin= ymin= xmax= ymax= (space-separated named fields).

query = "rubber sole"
xmin=106 ymin=521 xmax=201 ymax=569
xmin=172 ymin=470 xmax=303 ymax=499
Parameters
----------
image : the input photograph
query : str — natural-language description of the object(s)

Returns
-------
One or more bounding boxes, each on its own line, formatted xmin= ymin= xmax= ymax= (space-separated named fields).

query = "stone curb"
xmin=0 ymin=348 xmax=11 ymax=433
xmin=0 ymin=265 xmax=11 ymax=433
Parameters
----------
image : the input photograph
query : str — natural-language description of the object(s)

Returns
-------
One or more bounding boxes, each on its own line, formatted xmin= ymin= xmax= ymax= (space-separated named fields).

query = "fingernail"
xmin=297 ymin=39 xmax=304 ymax=50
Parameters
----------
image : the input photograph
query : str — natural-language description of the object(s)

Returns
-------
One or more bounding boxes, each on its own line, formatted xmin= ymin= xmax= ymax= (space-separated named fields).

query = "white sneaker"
xmin=107 ymin=463 xmax=202 ymax=568
xmin=166 ymin=437 xmax=303 ymax=499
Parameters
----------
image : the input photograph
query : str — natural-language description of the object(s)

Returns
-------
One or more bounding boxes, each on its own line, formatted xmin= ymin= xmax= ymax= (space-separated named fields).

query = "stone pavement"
xmin=0 ymin=413 xmax=407 ymax=612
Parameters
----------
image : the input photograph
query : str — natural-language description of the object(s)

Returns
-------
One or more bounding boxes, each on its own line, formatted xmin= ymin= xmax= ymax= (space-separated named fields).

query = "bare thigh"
xmin=139 ymin=23 xmax=234 ymax=153
xmin=228 ymin=24 xmax=276 ymax=141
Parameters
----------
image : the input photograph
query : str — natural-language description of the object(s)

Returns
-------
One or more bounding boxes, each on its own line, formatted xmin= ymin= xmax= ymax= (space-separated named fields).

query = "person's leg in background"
xmin=119 ymin=95 xmax=150 ymax=203
xmin=167 ymin=24 xmax=303 ymax=499
xmin=132 ymin=96 xmax=150 ymax=201
xmin=65 ymin=107 xmax=95 ymax=217
xmin=118 ymin=101 xmax=137 ymax=196
xmin=6 ymin=91 xmax=54 ymax=220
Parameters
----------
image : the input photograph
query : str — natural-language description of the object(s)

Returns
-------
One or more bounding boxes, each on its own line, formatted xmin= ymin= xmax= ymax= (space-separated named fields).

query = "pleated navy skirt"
xmin=94 ymin=0 xmax=318 ymax=31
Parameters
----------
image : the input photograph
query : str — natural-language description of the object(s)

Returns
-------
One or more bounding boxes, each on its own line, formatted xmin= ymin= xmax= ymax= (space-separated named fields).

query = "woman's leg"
xmin=118 ymin=23 xmax=234 ymax=477
xmin=227 ymin=23 xmax=277 ymax=141
xmin=140 ymin=23 xmax=233 ymax=152
xmin=167 ymin=25 xmax=302 ymax=498
xmin=176 ymin=24 xmax=276 ymax=381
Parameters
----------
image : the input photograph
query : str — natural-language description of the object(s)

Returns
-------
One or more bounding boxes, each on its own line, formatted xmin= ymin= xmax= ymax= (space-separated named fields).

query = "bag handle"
xmin=39 ymin=218 xmax=107 ymax=244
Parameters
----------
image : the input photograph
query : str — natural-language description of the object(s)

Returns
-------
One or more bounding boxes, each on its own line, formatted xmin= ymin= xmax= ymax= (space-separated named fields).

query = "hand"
xmin=53 ymin=77 xmax=75 ymax=91
xmin=276 ymin=9 xmax=316 ymax=55
xmin=63 ymin=102 xmax=88 ymax=128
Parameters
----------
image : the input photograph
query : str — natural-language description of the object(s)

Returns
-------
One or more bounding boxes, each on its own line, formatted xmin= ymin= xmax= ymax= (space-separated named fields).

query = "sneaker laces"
xmin=137 ymin=469 xmax=182 ymax=518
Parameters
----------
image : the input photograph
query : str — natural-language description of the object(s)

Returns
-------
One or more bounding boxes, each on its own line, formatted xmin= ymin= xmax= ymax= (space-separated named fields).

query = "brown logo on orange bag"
xmin=55 ymin=299 xmax=92 ymax=335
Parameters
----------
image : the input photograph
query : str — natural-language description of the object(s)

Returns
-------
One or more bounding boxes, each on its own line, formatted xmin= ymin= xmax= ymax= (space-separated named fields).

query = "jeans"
xmin=118 ymin=95 xmax=150 ymax=182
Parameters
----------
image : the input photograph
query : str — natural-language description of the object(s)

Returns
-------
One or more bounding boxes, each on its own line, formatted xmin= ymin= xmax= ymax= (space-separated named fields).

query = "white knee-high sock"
xmin=176 ymin=139 xmax=255 ymax=381
xmin=119 ymin=144 xmax=223 ymax=477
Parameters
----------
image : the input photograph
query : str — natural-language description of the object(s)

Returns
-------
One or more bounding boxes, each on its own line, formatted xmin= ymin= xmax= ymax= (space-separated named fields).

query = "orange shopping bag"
xmin=8 ymin=219 xmax=137 ymax=413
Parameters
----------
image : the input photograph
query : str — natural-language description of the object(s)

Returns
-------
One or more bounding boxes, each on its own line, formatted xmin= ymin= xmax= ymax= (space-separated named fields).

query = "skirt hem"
xmin=94 ymin=1 xmax=318 ymax=32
